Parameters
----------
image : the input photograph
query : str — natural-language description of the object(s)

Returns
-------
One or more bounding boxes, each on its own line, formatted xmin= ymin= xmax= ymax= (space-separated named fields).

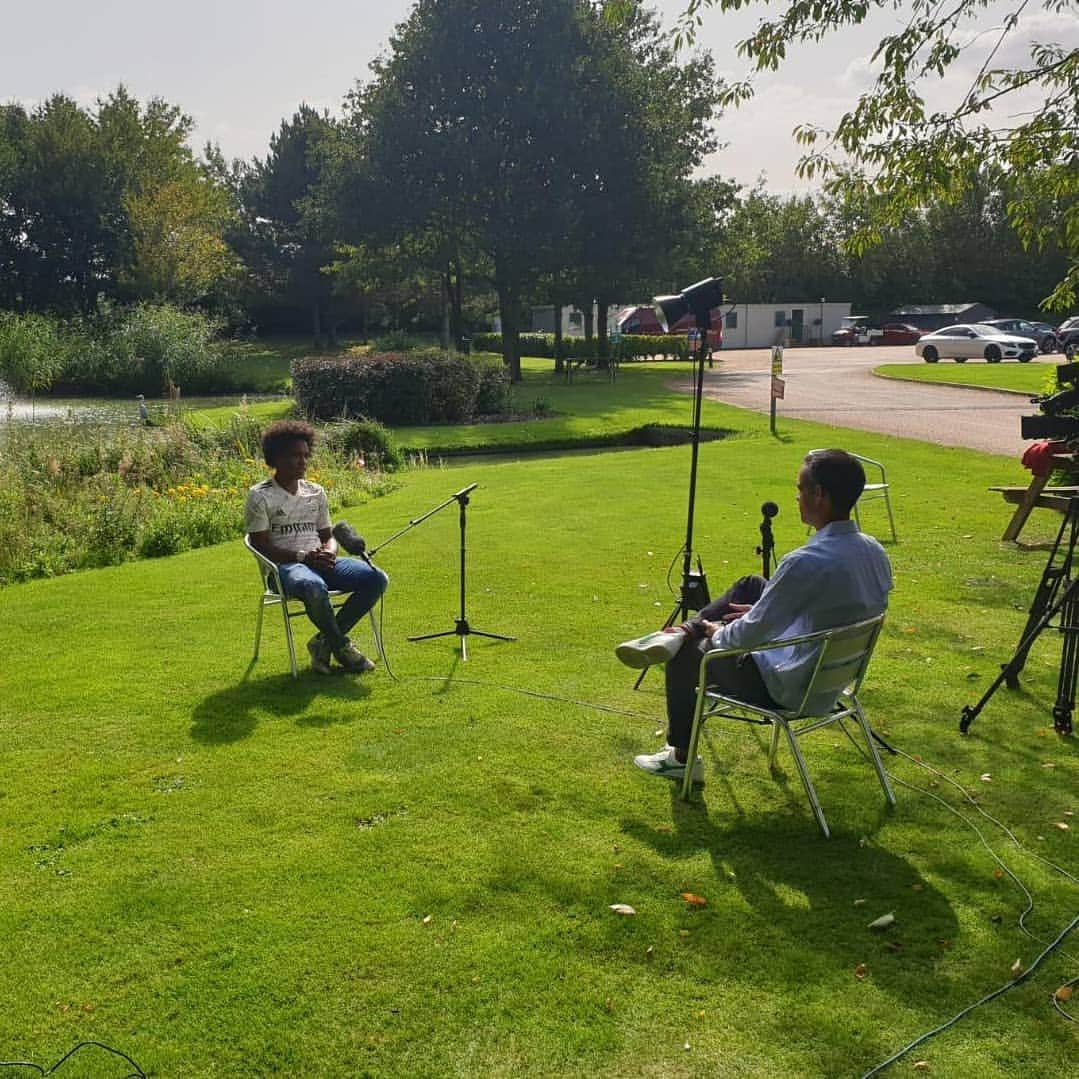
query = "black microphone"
xmin=332 ymin=521 xmax=370 ymax=561
xmin=761 ymin=501 xmax=779 ymax=519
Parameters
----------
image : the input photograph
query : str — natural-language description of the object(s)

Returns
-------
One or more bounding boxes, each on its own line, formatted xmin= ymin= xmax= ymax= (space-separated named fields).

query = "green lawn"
xmin=875 ymin=361 xmax=1060 ymax=395
xmin=2 ymin=382 xmax=1077 ymax=1077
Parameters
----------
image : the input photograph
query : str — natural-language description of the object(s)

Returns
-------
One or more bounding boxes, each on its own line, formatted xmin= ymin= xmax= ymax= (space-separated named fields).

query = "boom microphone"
xmin=761 ymin=501 xmax=779 ymax=519
xmin=332 ymin=521 xmax=370 ymax=561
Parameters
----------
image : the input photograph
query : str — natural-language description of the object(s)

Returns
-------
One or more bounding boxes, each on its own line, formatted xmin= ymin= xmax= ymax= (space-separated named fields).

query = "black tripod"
xmin=960 ymin=497 xmax=1079 ymax=735
xmin=394 ymin=483 xmax=515 ymax=660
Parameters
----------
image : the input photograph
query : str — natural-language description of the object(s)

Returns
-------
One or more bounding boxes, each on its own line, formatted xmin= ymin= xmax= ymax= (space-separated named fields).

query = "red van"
xmin=616 ymin=305 xmax=723 ymax=349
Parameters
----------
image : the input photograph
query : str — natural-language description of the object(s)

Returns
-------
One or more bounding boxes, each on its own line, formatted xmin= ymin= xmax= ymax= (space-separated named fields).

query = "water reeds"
xmin=0 ymin=412 xmax=398 ymax=585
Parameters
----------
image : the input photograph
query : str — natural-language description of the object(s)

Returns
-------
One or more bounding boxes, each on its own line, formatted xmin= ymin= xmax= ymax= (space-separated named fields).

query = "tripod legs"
xmin=961 ymin=502 xmax=1079 ymax=734
xmin=408 ymin=490 xmax=514 ymax=660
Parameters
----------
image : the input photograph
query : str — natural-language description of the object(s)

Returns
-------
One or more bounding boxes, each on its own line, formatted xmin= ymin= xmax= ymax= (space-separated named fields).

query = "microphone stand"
xmin=756 ymin=502 xmax=778 ymax=578
xmin=370 ymin=483 xmax=514 ymax=661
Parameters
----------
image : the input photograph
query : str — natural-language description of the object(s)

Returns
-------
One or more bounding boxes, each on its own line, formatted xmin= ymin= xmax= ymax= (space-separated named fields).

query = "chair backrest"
xmin=789 ymin=615 xmax=884 ymax=716
xmin=244 ymin=534 xmax=281 ymax=594
xmin=808 ymin=448 xmax=887 ymax=487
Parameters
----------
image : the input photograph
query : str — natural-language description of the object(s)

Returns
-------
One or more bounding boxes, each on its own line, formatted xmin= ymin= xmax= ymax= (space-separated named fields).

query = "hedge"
xmin=472 ymin=332 xmax=691 ymax=362
xmin=291 ymin=349 xmax=511 ymax=426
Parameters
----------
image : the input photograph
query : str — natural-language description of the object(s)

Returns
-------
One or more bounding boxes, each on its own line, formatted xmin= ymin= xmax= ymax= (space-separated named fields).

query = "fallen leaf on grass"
xmin=681 ymin=892 xmax=708 ymax=907
xmin=980 ymin=773 xmax=992 ymax=782
xmin=853 ymin=898 xmax=867 ymax=906
xmin=993 ymin=868 xmax=1005 ymax=880
xmin=854 ymin=963 xmax=868 ymax=980
xmin=1042 ymin=762 xmax=1056 ymax=769
xmin=868 ymin=913 xmax=896 ymax=931
xmin=422 ymin=914 xmax=433 ymax=925
xmin=645 ymin=946 xmax=654 ymax=958
xmin=609 ymin=903 xmax=637 ymax=916
xmin=1054 ymin=985 xmax=1073 ymax=1002
xmin=1055 ymin=822 xmax=1070 ymax=830
xmin=656 ymin=825 xmax=672 ymax=834
xmin=1010 ymin=958 xmax=1024 ymax=977
xmin=913 ymin=1061 xmax=930 ymax=1071
xmin=911 ymin=883 xmax=924 ymax=892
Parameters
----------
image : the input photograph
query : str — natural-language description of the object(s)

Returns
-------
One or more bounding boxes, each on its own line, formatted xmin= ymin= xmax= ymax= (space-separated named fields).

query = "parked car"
xmin=831 ymin=316 xmax=883 ymax=346
xmin=983 ymin=318 xmax=1058 ymax=353
xmin=880 ymin=322 xmax=923 ymax=345
xmin=616 ymin=305 xmax=723 ymax=349
xmin=1057 ymin=316 xmax=1079 ymax=359
xmin=914 ymin=324 xmax=1039 ymax=363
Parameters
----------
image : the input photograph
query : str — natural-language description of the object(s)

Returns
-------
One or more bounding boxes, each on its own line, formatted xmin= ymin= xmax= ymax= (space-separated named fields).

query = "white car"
xmin=914 ymin=323 xmax=1039 ymax=363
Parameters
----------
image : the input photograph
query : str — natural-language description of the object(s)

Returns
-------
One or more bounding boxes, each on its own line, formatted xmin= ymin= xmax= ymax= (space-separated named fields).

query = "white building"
xmin=718 ymin=302 xmax=853 ymax=349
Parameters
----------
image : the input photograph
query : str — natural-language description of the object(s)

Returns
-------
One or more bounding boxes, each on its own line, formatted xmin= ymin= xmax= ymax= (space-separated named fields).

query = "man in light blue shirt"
xmin=625 ymin=449 xmax=893 ymax=784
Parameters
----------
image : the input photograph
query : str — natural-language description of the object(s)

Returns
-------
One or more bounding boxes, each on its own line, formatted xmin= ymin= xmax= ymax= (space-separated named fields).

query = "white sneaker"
xmin=633 ymin=746 xmax=704 ymax=784
xmin=615 ymin=629 xmax=686 ymax=669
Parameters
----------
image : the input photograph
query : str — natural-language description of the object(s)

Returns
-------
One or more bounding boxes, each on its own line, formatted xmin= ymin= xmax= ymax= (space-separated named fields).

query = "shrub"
xmin=0 ymin=311 xmax=65 ymax=393
xmin=322 ymin=419 xmax=404 ymax=471
xmin=292 ymin=349 xmax=500 ymax=426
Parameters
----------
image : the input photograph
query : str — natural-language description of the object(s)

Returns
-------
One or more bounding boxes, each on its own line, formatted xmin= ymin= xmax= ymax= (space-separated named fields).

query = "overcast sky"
xmin=3 ymin=1 xmax=1074 ymax=193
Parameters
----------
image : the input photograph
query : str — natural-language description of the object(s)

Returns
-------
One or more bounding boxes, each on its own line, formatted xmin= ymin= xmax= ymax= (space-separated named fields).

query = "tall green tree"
xmin=0 ymin=88 xmax=236 ymax=314
xmin=245 ymin=106 xmax=344 ymax=345
xmin=356 ymin=0 xmax=638 ymax=379
xmin=670 ymin=0 xmax=1079 ymax=311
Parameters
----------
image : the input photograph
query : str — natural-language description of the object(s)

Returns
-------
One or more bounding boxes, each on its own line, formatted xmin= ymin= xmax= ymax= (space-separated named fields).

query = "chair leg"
xmin=778 ymin=720 xmax=831 ymax=838
xmin=853 ymin=706 xmax=897 ymax=806
xmin=254 ymin=599 xmax=265 ymax=660
xmin=680 ymin=696 xmax=708 ymax=801
xmin=281 ymin=601 xmax=299 ymax=678
xmin=883 ymin=490 xmax=898 ymax=543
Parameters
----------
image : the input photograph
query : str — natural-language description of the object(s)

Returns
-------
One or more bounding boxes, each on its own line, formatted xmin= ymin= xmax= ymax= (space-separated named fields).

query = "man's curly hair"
xmin=261 ymin=420 xmax=316 ymax=467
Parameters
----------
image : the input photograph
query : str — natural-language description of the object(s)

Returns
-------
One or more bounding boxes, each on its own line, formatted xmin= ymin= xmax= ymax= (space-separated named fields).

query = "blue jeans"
xmin=278 ymin=557 xmax=389 ymax=652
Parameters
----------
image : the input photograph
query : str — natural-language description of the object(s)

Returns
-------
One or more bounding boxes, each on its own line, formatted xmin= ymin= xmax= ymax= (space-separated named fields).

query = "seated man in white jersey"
xmin=617 ymin=449 xmax=893 ymax=784
xmin=245 ymin=420 xmax=389 ymax=674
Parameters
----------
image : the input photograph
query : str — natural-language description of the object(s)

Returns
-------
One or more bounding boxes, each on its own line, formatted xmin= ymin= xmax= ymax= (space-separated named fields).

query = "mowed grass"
xmin=876 ymin=361 xmax=1060 ymax=395
xmin=2 ymin=391 xmax=1078 ymax=1076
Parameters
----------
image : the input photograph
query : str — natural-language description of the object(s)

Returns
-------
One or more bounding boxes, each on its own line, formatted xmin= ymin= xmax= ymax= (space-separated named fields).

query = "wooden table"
xmin=992 ymin=465 xmax=1079 ymax=542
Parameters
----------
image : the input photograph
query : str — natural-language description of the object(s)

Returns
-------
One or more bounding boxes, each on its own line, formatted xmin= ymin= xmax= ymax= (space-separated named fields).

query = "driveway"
xmin=690 ymin=346 xmax=1055 ymax=459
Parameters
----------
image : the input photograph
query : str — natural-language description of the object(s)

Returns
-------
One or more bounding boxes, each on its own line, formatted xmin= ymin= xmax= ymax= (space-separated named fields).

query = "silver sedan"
xmin=914 ymin=324 xmax=1039 ymax=363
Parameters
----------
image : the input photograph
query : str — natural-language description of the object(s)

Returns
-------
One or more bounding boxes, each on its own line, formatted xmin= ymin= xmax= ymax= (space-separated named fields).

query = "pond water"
xmin=0 ymin=385 xmax=281 ymax=426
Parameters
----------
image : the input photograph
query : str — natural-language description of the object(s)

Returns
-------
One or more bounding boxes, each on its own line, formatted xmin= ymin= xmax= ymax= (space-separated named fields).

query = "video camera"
xmin=1021 ymin=362 xmax=1079 ymax=440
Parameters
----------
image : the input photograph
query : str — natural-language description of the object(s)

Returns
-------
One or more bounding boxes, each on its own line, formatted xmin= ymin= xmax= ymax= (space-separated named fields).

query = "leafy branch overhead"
xmin=669 ymin=0 xmax=1079 ymax=309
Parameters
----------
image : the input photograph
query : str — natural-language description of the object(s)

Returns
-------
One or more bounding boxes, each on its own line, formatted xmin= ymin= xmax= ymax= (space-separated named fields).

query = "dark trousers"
xmin=665 ymin=574 xmax=777 ymax=751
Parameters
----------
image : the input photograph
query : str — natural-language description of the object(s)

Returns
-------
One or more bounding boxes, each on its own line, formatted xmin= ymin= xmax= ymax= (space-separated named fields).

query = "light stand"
xmin=369 ymin=483 xmax=514 ymax=661
xmin=632 ymin=277 xmax=724 ymax=690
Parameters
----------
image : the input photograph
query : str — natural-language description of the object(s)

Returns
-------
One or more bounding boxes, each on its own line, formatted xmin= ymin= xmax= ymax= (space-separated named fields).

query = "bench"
xmin=990 ymin=481 xmax=1079 ymax=541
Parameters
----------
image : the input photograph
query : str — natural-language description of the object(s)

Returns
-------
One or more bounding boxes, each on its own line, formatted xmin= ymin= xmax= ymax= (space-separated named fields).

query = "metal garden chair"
xmin=244 ymin=535 xmax=383 ymax=678
xmin=679 ymin=614 xmax=895 ymax=837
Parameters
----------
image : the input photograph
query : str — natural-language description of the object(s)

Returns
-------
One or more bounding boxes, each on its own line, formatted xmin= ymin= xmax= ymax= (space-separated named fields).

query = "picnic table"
xmin=992 ymin=452 xmax=1079 ymax=541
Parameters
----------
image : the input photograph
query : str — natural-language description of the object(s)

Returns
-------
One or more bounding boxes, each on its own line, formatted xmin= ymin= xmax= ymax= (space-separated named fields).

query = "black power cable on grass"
xmin=0 ymin=1040 xmax=146 ymax=1076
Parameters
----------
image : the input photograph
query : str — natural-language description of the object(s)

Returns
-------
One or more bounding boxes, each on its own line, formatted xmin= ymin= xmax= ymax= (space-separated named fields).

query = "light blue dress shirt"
xmin=708 ymin=520 xmax=893 ymax=711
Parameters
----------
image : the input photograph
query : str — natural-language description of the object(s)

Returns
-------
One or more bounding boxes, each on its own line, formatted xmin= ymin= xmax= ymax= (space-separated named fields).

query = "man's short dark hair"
xmin=262 ymin=420 xmax=316 ymax=467
xmin=803 ymin=449 xmax=865 ymax=517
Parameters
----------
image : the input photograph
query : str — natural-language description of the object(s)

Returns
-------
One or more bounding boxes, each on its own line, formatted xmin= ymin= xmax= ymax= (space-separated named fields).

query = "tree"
xmin=0 ymin=88 xmax=236 ymax=314
xmin=671 ymin=0 xmax=1079 ymax=310
xmin=245 ymin=106 xmax=344 ymax=345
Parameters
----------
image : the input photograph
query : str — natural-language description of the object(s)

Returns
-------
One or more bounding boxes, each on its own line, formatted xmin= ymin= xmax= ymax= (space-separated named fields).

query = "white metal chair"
xmin=244 ymin=535 xmax=383 ymax=678
xmin=679 ymin=614 xmax=895 ymax=837
xmin=809 ymin=450 xmax=897 ymax=542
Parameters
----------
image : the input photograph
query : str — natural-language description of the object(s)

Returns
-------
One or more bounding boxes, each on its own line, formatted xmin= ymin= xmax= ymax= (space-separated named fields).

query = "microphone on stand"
xmin=758 ymin=501 xmax=779 ymax=578
xmin=332 ymin=521 xmax=372 ymax=563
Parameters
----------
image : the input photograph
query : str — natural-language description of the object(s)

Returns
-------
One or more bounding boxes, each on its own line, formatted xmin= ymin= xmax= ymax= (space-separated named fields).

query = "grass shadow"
xmin=190 ymin=667 xmax=373 ymax=744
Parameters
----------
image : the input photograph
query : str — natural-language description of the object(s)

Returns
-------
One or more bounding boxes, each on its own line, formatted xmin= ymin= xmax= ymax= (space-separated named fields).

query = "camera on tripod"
xmin=1021 ymin=362 xmax=1079 ymax=441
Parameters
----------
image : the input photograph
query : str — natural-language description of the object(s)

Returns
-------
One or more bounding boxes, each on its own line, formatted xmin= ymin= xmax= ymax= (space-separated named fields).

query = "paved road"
xmin=688 ymin=346 xmax=1056 ymax=459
